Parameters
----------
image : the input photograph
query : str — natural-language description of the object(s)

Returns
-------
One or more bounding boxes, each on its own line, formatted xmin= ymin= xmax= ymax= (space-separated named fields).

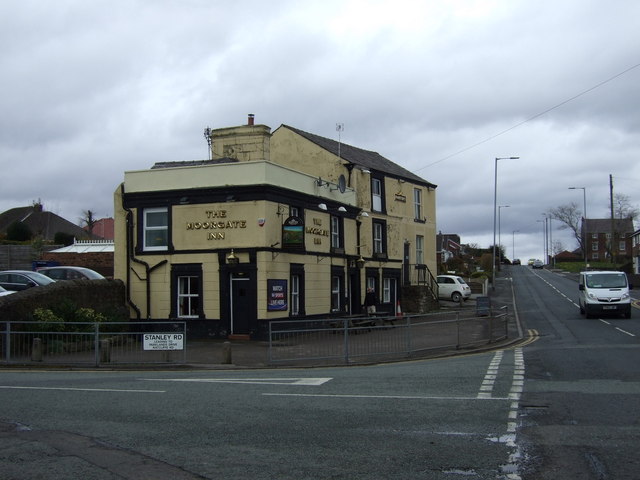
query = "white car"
xmin=437 ymin=275 xmax=472 ymax=302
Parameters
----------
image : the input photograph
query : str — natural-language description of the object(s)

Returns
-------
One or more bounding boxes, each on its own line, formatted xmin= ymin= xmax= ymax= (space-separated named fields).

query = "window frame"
xmin=382 ymin=277 xmax=392 ymax=303
xmin=177 ymin=275 xmax=200 ymax=319
xmin=330 ymin=215 xmax=344 ymax=252
xmin=371 ymin=176 xmax=385 ymax=213
xmin=143 ymin=207 xmax=169 ymax=252
xmin=290 ymin=264 xmax=305 ymax=317
xmin=170 ymin=264 xmax=203 ymax=319
xmin=416 ymin=235 xmax=424 ymax=264
xmin=330 ymin=266 xmax=345 ymax=313
xmin=413 ymin=188 xmax=423 ymax=221
xmin=372 ymin=219 xmax=387 ymax=257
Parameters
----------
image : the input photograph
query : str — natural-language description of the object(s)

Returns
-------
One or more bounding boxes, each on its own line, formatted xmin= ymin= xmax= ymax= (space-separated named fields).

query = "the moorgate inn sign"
xmin=185 ymin=209 xmax=247 ymax=240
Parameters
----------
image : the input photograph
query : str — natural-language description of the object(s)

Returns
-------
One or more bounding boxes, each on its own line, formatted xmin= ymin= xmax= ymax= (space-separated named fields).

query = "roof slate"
xmin=280 ymin=125 xmax=437 ymax=188
xmin=0 ymin=206 xmax=91 ymax=241
xmin=584 ymin=218 xmax=635 ymax=234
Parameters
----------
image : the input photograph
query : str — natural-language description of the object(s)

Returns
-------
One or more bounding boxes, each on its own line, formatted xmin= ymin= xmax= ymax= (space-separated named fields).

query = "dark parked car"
xmin=512 ymin=259 xmax=521 ymax=265
xmin=0 ymin=270 xmax=56 ymax=291
xmin=37 ymin=266 xmax=105 ymax=281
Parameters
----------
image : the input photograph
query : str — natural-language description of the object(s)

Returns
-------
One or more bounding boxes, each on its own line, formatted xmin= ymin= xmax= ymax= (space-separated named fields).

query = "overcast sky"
xmin=2 ymin=0 xmax=639 ymax=262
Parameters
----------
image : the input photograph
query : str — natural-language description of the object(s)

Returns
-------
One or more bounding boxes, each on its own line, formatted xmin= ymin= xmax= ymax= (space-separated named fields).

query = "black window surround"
xmin=170 ymin=263 xmax=204 ymax=319
xmin=136 ymin=207 xmax=174 ymax=255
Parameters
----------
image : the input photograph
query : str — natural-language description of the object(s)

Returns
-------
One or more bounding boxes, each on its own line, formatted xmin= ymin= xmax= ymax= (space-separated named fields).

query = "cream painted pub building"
xmin=114 ymin=116 xmax=437 ymax=338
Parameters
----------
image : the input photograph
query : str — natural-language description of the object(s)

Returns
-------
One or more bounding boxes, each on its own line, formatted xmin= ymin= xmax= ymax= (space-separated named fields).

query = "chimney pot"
xmin=248 ymin=114 xmax=254 ymax=125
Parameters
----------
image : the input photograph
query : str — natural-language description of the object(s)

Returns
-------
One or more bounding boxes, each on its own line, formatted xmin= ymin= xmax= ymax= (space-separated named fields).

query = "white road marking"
xmin=0 ymin=386 xmax=165 ymax=393
xmin=615 ymin=327 xmax=636 ymax=337
xmin=262 ymin=393 xmax=511 ymax=400
xmin=141 ymin=377 xmax=332 ymax=386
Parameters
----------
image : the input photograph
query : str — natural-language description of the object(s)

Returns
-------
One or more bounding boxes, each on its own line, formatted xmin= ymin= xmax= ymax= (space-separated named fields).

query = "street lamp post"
xmin=537 ymin=219 xmax=545 ymax=260
xmin=542 ymin=213 xmax=549 ymax=265
xmin=492 ymin=156 xmax=519 ymax=289
xmin=512 ymin=230 xmax=519 ymax=262
xmin=498 ymin=205 xmax=510 ymax=265
xmin=569 ymin=186 xmax=587 ymax=269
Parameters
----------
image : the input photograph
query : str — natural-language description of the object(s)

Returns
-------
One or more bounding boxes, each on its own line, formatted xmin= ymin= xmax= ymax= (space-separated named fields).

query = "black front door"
xmin=231 ymin=276 xmax=251 ymax=334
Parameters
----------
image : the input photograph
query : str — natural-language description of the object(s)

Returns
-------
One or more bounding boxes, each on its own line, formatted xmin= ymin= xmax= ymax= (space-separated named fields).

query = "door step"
xmin=228 ymin=334 xmax=251 ymax=341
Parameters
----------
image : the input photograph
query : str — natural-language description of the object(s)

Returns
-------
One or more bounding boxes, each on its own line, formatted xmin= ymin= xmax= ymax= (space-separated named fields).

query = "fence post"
xmin=405 ymin=314 xmax=411 ymax=356
xmin=222 ymin=341 xmax=232 ymax=364
xmin=31 ymin=338 xmax=43 ymax=362
xmin=4 ymin=322 xmax=10 ymax=363
xmin=100 ymin=339 xmax=111 ymax=363
xmin=94 ymin=322 xmax=100 ymax=367
xmin=488 ymin=311 xmax=494 ymax=344
xmin=504 ymin=306 xmax=509 ymax=339
xmin=343 ymin=318 xmax=350 ymax=364
xmin=268 ymin=321 xmax=273 ymax=364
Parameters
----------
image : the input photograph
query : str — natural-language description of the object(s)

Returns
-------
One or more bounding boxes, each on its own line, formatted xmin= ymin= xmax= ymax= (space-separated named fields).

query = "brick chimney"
xmin=248 ymin=113 xmax=255 ymax=125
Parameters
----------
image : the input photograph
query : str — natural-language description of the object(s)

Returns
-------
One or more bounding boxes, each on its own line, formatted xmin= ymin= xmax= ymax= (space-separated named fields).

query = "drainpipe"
xmin=121 ymin=185 xmax=141 ymax=320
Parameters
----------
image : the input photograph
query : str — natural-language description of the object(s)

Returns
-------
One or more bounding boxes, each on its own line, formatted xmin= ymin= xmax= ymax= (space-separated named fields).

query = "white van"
xmin=578 ymin=271 xmax=633 ymax=319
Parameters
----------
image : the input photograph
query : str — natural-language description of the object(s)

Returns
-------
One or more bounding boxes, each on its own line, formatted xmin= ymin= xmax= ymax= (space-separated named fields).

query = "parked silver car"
xmin=37 ymin=266 xmax=105 ymax=281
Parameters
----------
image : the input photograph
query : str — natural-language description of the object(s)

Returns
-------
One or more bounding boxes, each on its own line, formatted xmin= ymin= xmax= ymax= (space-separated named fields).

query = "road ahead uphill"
xmin=510 ymin=264 xmax=640 ymax=480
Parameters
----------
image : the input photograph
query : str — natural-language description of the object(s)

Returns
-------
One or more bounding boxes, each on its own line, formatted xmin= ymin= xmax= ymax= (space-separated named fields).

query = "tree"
xmin=81 ymin=210 xmax=97 ymax=234
xmin=611 ymin=193 xmax=639 ymax=221
xmin=548 ymin=202 xmax=583 ymax=257
xmin=6 ymin=221 xmax=33 ymax=241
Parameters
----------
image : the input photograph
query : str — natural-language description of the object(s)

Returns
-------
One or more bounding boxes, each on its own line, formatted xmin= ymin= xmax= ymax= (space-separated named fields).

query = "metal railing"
xmin=268 ymin=308 xmax=510 ymax=366
xmin=1 ymin=321 xmax=186 ymax=366
xmin=402 ymin=263 xmax=439 ymax=299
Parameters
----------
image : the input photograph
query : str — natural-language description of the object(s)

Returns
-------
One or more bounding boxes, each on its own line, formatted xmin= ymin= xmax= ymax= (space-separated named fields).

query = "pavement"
xmin=180 ymin=272 xmax=522 ymax=369
xmin=0 ymin=272 xmax=522 ymax=371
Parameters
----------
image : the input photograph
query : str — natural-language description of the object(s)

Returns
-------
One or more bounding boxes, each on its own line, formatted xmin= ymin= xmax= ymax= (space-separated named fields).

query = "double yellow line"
xmin=515 ymin=329 xmax=539 ymax=348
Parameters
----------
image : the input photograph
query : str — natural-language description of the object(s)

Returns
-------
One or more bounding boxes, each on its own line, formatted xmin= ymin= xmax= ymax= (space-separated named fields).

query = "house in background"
xmin=631 ymin=229 xmax=640 ymax=274
xmin=581 ymin=218 xmax=634 ymax=262
xmin=437 ymin=233 xmax=461 ymax=265
xmin=0 ymin=202 xmax=91 ymax=242
xmin=87 ymin=217 xmax=114 ymax=240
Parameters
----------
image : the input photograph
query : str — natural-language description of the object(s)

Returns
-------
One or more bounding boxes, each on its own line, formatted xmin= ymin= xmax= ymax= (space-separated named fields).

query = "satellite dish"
xmin=337 ymin=174 xmax=346 ymax=194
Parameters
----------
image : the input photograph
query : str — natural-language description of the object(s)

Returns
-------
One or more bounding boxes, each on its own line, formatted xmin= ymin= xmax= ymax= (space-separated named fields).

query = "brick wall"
xmin=0 ymin=245 xmax=60 ymax=270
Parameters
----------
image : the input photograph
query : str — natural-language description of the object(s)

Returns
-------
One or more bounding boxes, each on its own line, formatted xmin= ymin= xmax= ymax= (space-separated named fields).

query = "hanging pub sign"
xmin=282 ymin=216 xmax=304 ymax=249
xmin=267 ymin=279 xmax=288 ymax=311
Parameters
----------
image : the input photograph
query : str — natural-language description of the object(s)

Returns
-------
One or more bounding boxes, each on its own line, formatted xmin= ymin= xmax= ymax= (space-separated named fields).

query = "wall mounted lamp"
xmin=318 ymin=203 xmax=328 ymax=211
xmin=226 ymin=249 xmax=239 ymax=265
xmin=356 ymin=255 xmax=366 ymax=269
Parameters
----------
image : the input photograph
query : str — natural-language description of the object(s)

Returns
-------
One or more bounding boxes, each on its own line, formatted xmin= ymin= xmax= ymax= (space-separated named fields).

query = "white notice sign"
xmin=143 ymin=333 xmax=184 ymax=351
